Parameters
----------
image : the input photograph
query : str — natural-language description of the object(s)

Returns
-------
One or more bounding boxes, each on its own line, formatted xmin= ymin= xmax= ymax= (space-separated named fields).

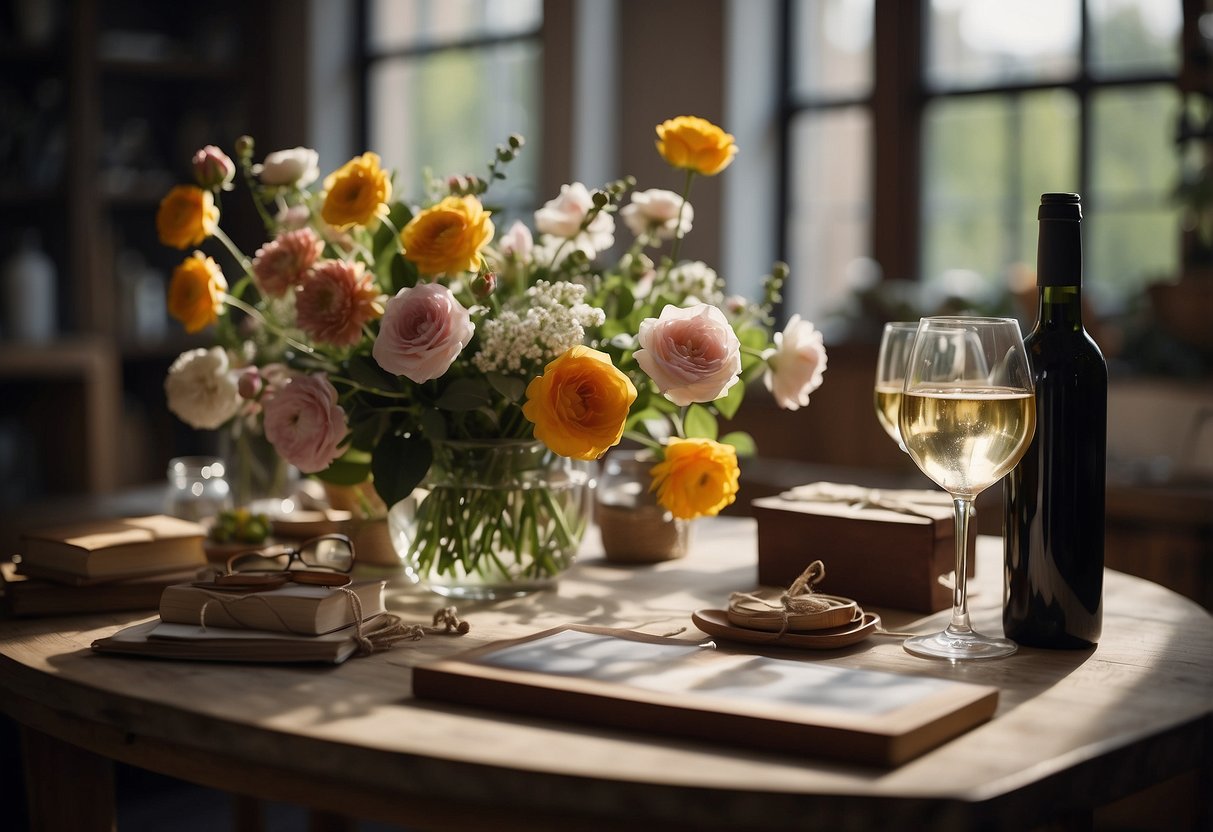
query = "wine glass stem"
xmin=948 ymin=497 xmax=974 ymax=635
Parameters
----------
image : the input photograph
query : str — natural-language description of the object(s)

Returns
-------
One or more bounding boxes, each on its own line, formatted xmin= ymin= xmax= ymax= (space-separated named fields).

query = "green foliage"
xmin=371 ymin=432 xmax=432 ymax=507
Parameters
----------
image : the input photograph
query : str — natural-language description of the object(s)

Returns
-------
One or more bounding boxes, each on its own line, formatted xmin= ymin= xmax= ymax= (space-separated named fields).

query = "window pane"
xmin=1088 ymin=0 xmax=1181 ymax=78
xmin=1087 ymin=86 xmax=1181 ymax=306
xmin=369 ymin=43 xmax=541 ymax=211
xmin=921 ymin=92 xmax=1078 ymax=298
xmin=785 ymin=107 xmax=871 ymax=324
xmin=789 ymin=0 xmax=873 ymax=100
xmin=927 ymin=0 xmax=1079 ymax=90
xmin=369 ymin=0 xmax=542 ymax=51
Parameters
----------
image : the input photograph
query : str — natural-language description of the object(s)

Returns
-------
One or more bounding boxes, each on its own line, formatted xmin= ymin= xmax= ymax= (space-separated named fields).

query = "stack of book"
xmin=2 ymin=515 xmax=210 ymax=617
xmin=93 ymin=576 xmax=388 ymax=664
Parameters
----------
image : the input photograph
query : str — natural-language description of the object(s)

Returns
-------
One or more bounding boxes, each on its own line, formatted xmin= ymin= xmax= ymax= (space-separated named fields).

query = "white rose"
xmin=763 ymin=315 xmax=828 ymax=411
xmin=164 ymin=347 xmax=242 ymax=429
xmin=534 ymin=182 xmax=615 ymax=260
xmin=258 ymin=147 xmax=320 ymax=188
xmin=621 ymin=189 xmax=693 ymax=240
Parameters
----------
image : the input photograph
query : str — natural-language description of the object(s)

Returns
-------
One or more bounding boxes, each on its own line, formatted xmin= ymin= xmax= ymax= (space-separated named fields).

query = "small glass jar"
xmin=165 ymin=456 xmax=232 ymax=522
xmin=595 ymin=449 xmax=691 ymax=563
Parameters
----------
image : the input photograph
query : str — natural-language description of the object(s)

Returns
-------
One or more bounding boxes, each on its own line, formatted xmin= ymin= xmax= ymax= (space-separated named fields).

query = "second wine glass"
xmin=874 ymin=321 xmax=919 ymax=452
xmin=898 ymin=316 xmax=1036 ymax=661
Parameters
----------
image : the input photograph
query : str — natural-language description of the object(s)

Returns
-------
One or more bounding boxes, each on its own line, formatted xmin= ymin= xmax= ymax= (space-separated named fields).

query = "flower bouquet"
xmin=157 ymin=116 xmax=827 ymax=597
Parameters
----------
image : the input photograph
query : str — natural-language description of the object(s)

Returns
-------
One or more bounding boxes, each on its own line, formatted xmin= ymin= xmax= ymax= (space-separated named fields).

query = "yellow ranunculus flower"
xmin=522 ymin=346 xmax=637 ymax=461
xmin=649 ymin=437 xmax=740 ymax=520
xmin=320 ymin=152 xmax=392 ymax=229
xmin=168 ymin=252 xmax=227 ymax=333
xmin=156 ymin=185 xmax=219 ymax=250
xmin=400 ymin=195 xmax=495 ymax=276
xmin=655 ymin=116 xmax=738 ymax=176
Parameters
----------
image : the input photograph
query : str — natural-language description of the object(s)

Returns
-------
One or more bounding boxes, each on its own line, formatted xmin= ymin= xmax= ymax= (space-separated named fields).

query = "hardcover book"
xmin=413 ymin=626 xmax=1000 ymax=766
xmin=18 ymin=515 xmax=208 ymax=584
xmin=158 ymin=579 xmax=386 ymax=635
xmin=91 ymin=616 xmax=388 ymax=664
xmin=0 ymin=562 xmax=199 ymax=617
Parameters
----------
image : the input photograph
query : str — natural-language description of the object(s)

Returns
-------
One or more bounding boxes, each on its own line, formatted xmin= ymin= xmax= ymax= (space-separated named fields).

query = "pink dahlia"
xmin=295 ymin=259 xmax=383 ymax=347
xmin=251 ymin=228 xmax=323 ymax=298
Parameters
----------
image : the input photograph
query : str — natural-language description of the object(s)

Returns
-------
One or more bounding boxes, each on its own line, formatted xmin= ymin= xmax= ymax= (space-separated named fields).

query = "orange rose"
xmin=320 ymin=152 xmax=392 ymax=229
xmin=655 ymin=116 xmax=738 ymax=176
xmin=522 ymin=346 xmax=637 ymax=461
xmin=649 ymin=437 xmax=740 ymax=520
xmin=156 ymin=185 xmax=219 ymax=249
xmin=168 ymin=252 xmax=227 ymax=333
xmin=400 ymin=195 xmax=495 ymax=276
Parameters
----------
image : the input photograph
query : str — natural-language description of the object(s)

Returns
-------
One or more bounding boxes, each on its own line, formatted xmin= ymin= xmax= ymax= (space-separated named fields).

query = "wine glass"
xmin=874 ymin=322 xmax=919 ymax=452
xmin=898 ymin=317 xmax=1036 ymax=660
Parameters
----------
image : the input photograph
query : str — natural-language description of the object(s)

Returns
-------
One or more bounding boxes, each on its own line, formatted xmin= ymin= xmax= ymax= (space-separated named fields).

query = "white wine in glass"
xmin=898 ymin=317 xmax=1036 ymax=660
xmin=874 ymin=322 xmax=918 ymax=452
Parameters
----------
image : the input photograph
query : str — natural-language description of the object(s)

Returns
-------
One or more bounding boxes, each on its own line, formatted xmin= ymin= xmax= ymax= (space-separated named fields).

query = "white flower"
xmin=164 ymin=347 xmax=242 ymax=430
xmin=498 ymin=220 xmax=534 ymax=261
xmin=473 ymin=281 xmax=605 ymax=375
xmin=533 ymin=182 xmax=615 ymax=261
xmin=258 ymin=147 xmax=320 ymax=188
xmin=665 ymin=260 xmax=723 ymax=304
xmin=621 ymin=189 xmax=693 ymax=241
xmin=763 ymin=315 xmax=828 ymax=411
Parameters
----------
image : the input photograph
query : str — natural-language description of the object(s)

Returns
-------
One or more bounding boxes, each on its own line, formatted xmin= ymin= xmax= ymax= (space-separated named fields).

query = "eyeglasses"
xmin=215 ymin=534 xmax=356 ymax=588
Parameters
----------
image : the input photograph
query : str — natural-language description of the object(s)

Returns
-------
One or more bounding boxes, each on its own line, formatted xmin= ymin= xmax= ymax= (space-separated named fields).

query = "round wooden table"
xmin=1 ymin=520 xmax=1210 ymax=831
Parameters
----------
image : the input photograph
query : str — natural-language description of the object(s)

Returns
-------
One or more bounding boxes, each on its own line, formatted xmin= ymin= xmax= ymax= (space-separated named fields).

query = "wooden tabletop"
xmin=1 ymin=519 xmax=1210 ymax=831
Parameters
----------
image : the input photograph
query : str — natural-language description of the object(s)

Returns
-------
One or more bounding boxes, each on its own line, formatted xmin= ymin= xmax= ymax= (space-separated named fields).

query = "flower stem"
xmin=212 ymin=226 xmax=251 ymax=273
xmin=666 ymin=168 xmax=696 ymax=266
xmin=222 ymin=294 xmax=317 ymax=356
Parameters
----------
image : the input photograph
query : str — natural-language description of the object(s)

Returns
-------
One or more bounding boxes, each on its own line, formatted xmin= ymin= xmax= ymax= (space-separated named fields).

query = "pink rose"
xmin=372 ymin=282 xmax=474 ymax=383
xmin=763 ymin=315 xmax=827 ymax=410
xmin=634 ymin=303 xmax=742 ymax=406
xmin=262 ymin=374 xmax=348 ymax=473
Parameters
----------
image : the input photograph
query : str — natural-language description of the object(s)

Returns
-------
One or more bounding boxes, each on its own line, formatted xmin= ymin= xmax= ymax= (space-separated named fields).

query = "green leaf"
xmin=683 ymin=403 xmax=718 ymax=440
xmin=434 ymin=377 xmax=494 ymax=411
xmin=720 ymin=431 xmax=757 ymax=457
xmin=389 ymin=252 xmax=418 ymax=294
xmin=487 ymin=372 xmax=528 ymax=402
xmin=625 ymin=405 xmax=666 ymax=430
xmin=372 ymin=202 xmax=412 ymax=258
xmin=313 ymin=457 xmax=372 ymax=486
xmin=348 ymin=413 xmax=385 ymax=452
xmin=418 ymin=407 xmax=447 ymax=440
xmin=371 ymin=432 xmax=432 ymax=507
xmin=346 ymin=354 xmax=400 ymax=393
xmin=714 ymin=379 xmax=746 ymax=419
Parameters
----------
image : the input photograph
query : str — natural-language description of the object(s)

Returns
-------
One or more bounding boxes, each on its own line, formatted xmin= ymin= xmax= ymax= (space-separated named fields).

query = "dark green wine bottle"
xmin=1003 ymin=192 xmax=1107 ymax=648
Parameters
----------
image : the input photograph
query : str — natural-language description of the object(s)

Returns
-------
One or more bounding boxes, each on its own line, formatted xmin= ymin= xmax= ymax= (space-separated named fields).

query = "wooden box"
xmin=751 ymin=483 xmax=977 ymax=613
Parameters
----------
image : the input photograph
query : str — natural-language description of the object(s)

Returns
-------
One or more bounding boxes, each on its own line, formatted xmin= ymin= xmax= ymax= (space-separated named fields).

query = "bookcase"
xmin=0 ymin=0 xmax=307 ymax=518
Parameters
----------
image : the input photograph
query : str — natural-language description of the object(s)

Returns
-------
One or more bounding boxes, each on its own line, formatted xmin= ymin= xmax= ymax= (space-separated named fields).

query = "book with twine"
xmin=412 ymin=625 xmax=999 ymax=767
xmin=159 ymin=580 xmax=386 ymax=636
xmin=17 ymin=515 xmax=208 ymax=584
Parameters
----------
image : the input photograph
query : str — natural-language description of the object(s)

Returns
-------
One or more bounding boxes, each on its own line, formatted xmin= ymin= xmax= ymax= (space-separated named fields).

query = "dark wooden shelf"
xmin=98 ymin=56 xmax=241 ymax=82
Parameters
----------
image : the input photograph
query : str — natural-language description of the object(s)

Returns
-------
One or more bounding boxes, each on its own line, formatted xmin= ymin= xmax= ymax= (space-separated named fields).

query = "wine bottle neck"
xmin=1036 ymin=214 xmax=1081 ymax=288
xmin=1038 ymin=285 xmax=1084 ymax=329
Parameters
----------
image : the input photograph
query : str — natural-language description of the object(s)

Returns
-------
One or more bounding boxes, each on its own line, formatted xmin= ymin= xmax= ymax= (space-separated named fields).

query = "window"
xmin=783 ymin=0 xmax=1183 ymax=327
xmin=359 ymin=0 xmax=543 ymax=217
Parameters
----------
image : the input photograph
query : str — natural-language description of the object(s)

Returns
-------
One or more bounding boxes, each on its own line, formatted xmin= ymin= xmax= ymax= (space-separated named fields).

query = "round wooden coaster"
xmin=726 ymin=592 xmax=860 ymax=633
xmin=692 ymin=609 xmax=879 ymax=650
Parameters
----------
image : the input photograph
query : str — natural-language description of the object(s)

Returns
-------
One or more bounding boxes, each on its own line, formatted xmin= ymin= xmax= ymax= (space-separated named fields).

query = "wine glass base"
xmin=903 ymin=629 xmax=1018 ymax=661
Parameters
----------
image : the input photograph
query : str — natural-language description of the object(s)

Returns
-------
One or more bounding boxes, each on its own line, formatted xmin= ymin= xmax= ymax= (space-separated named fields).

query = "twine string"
xmin=195 ymin=587 xmax=469 ymax=656
xmin=727 ymin=560 xmax=834 ymax=638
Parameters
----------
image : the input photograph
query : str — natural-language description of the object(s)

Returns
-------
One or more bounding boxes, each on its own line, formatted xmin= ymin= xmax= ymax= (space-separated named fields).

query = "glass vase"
xmin=595 ymin=449 xmax=691 ymax=563
xmin=387 ymin=440 xmax=594 ymax=599
xmin=220 ymin=425 xmax=297 ymax=514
